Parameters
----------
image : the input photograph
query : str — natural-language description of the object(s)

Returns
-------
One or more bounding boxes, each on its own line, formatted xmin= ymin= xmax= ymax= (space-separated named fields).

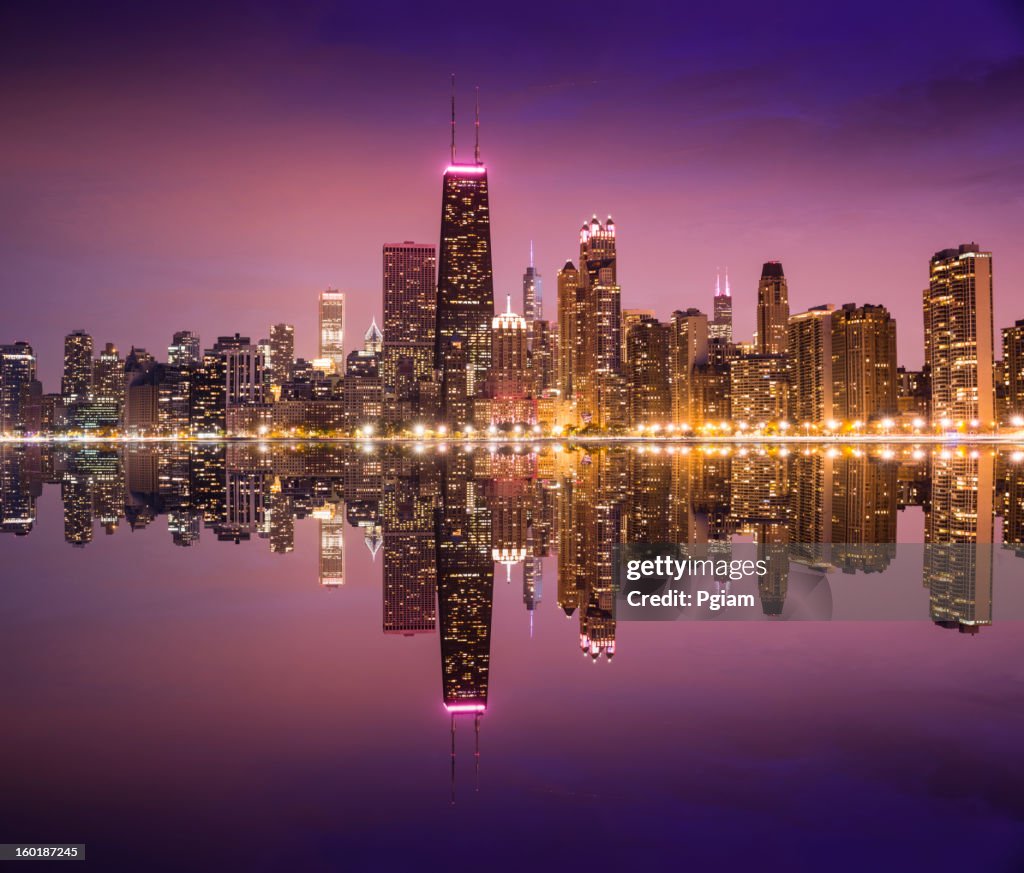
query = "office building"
xmin=319 ymin=289 xmax=346 ymax=374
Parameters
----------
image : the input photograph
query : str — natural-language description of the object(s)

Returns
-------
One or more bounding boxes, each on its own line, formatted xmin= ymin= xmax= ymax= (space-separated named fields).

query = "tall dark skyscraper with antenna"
xmin=435 ymin=83 xmax=495 ymax=425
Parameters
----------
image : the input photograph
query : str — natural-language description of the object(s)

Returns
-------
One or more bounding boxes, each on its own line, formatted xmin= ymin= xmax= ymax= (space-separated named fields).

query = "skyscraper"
xmin=92 ymin=343 xmax=124 ymax=407
xmin=831 ymin=303 xmax=897 ymax=423
xmin=556 ymin=261 xmax=580 ymax=398
xmin=214 ymin=334 xmax=266 ymax=407
xmin=621 ymin=309 xmax=655 ymax=368
xmin=710 ymin=269 xmax=733 ymax=342
xmin=1003 ymin=319 xmax=1024 ymax=421
xmin=626 ymin=317 xmax=671 ymax=425
xmin=318 ymin=505 xmax=346 ymax=587
xmin=168 ymin=331 xmax=200 ymax=368
xmin=319 ymin=289 xmax=346 ymax=374
xmin=436 ymin=97 xmax=494 ymax=423
xmin=756 ymin=262 xmax=789 ymax=356
xmin=787 ymin=305 xmax=835 ymax=425
xmin=382 ymin=242 xmax=437 ymax=418
xmin=0 ymin=342 xmax=42 ymax=434
xmin=268 ymin=324 xmax=294 ymax=393
xmin=62 ymin=330 xmax=93 ymax=404
xmin=530 ymin=319 xmax=557 ymax=395
xmin=436 ymin=451 xmax=494 ymax=710
xmin=730 ymin=354 xmax=790 ymax=424
xmin=924 ymin=244 xmax=994 ymax=424
xmin=577 ymin=216 xmax=624 ymax=427
xmin=483 ymin=296 xmax=533 ymax=426
xmin=668 ymin=308 xmax=708 ymax=426
xmin=522 ymin=243 xmax=542 ymax=349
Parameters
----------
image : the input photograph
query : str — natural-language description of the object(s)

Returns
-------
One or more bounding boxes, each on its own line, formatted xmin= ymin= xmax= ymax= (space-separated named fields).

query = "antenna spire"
xmin=474 ymin=86 xmax=480 ymax=165
xmin=530 ymin=240 xmax=534 ymax=269
xmin=450 ymin=714 xmax=456 ymax=805
xmin=450 ymin=74 xmax=457 ymax=164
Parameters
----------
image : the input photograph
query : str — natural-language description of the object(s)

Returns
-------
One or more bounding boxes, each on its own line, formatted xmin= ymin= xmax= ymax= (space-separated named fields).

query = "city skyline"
xmin=3 ymin=2 xmax=1024 ymax=389
xmin=6 ymin=4 xmax=1024 ymax=867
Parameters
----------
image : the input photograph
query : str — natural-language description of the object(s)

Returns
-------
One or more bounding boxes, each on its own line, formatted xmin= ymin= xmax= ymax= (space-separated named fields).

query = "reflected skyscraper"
xmin=0 ymin=445 xmax=41 ymax=535
xmin=316 ymin=503 xmax=346 ymax=587
xmin=436 ymin=451 xmax=494 ymax=711
xmin=924 ymin=451 xmax=994 ymax=632
xmin=381 ymin=456 xmax=438 ymax=634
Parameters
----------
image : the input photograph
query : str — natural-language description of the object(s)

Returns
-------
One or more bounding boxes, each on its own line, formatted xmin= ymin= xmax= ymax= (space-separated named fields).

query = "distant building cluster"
xmin=0 ymin=123 xmax=1020 ymax=438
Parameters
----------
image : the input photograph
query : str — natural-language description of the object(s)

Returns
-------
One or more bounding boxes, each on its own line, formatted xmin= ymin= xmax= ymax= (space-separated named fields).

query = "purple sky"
xmin=2 ymin=0 xmax=1024 ymax=389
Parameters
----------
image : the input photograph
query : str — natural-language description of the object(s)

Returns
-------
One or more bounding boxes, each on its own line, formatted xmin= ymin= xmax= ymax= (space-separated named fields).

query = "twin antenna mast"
xmin=450 ymin=74 xmax=481 ymax=166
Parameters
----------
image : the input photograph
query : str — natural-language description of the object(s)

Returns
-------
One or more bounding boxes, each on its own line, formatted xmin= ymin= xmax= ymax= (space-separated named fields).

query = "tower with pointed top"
xmin=436 ymin=84 xmax=494 ymax=427
xmin=522 ymin=243 xmax=542 ymax=349
xmin=710 ymin=269 xmax=733 ymax=343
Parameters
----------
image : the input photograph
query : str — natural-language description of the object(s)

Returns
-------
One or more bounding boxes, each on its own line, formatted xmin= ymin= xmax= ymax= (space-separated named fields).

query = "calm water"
xmin=2 ymin=443 xmax=1023 ymax=872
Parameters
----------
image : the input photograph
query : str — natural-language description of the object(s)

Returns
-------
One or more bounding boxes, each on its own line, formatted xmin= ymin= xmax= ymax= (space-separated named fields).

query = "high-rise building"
xmin=668 ymin=309 xmax=708 ymax=426
xmin=730 ymin=354 xmax=790 ymax=424
xmin=318 ymin=506 xmax=346 ymax=587
xmin=168 ymin=331 xmax=200 ymax=368
xmin=522 ymin=243 xmax=542 ymax=349
xmin=268 ymin=324 xmax=294 ymax=393
xmin=626 ymin=317 xmax=671 ymax=426
xmin=382 ymin=242 xmax=437 ymax=413
xmin=831 ymin=303 xmax=897 ymax=423
xmin=788 ymin=305 xmax=835 ymax=425
xmin=215 ymin=334 xmax=266 ymax=407
xmin=621 ymin=309 xmax=655 ymax=368
xmin=556 ymin=261 xmax=580 ymax=397
xmin=318 ymin=289 xmax=346 ymax=374
xmin=1001 ymin=320 xmax=1024 ymax=421
xmin=710 ymin=269 xmax=733 ymax=342
xmin=93 ymin=343 xmax=125 ymax=407
xmin=0 ymin=342 xmax=42 ymax=434
xmin=924 ymin=244 xmax=994 ymax=424
xmin=436 ymin=130 xmax=494 ymax=421
xmin=925 ymin=451 xmax=994 ymax=632
xmin=530 ymin=319 xmax=557 ymax=395
xmin=482 ymin=297 xmax=534 ymax=427
xmin=756 ymin=262 xmax=789 ymax=356
xmin=896 ymin=366 xmax=931 ymax=419
xmin=436 ymin=451 xmax=494 ymax=710
xmin=189 ymin=353 xmax=227 ymax=436
xmin=487 ymin=298 xmax=528 ymax=395
xmin=577 ymin=216 xmax=624 ymax=427
xmin=62 ymin=330 xmax=93 ymax=404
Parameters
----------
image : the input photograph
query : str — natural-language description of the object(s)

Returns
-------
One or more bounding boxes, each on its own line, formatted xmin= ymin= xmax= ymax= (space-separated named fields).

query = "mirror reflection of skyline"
xmin=3 ymin=443 xmax=1019 ymax=641
xmin=4 ymin=441 xmax=1021 ymax=801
